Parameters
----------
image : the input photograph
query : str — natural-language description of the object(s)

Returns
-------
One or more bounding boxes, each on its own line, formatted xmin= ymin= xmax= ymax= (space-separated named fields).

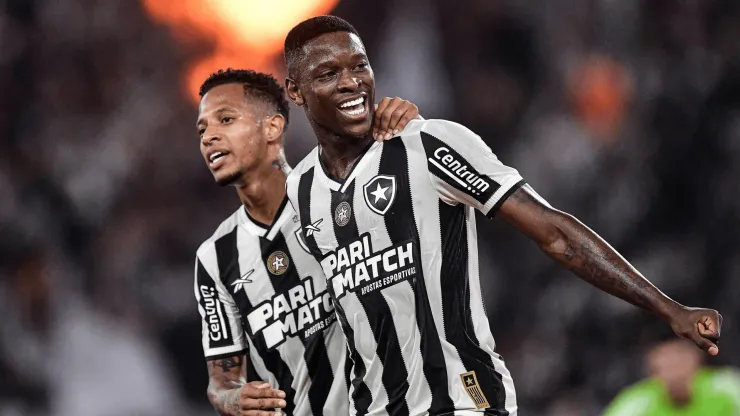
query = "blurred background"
xmin=1 ymin=0 xmax=739 ymax=415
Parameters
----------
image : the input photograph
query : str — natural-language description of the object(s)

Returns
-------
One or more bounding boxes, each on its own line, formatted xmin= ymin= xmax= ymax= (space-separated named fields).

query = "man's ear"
xmin=263 ymin=113 xmax=286 ymax=143
xmin=285 ymin=77 xmax=305 ymax=106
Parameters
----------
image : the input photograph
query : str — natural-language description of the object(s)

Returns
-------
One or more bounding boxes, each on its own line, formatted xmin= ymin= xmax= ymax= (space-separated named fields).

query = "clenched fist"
xmin=667 ymin=306 xmax=722 ymax=355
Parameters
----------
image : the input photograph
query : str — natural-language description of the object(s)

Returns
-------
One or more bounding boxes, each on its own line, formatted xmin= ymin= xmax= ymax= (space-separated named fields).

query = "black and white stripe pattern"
xmin=286 ymin=119 xmax=523 ymax=415
xmin=195 ymin=200 xmax=349 ymax=415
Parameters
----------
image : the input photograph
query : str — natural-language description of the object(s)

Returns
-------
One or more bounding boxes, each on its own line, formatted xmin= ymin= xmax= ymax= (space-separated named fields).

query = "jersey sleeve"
xmin=710 ymin=368 xmax=740 ymax=412
xmin=194 ymin=249 xmax=247 ymax=360
xmin=419 ymin=119 xmax=525 ymax=217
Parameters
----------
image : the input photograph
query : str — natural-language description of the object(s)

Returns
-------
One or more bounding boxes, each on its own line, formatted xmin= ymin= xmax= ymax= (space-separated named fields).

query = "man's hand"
xmin=373 ymin=97 xmax=422 ymax=141
xmin=667 ymin=307 xmax=722 ymax=355
xmin=225 ymin=381 xmax=287 ymax=416
xmin=206 ymin=355 xmax=286 ymax=416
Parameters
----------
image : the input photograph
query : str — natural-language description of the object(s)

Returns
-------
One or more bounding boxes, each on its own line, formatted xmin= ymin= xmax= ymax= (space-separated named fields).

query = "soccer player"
xmin=194 ymin=68 xmax=421 ymax=416
xmin=604 ymin=339 xmax=740 ymax=416
xmin=283 ymin=16 xmax=723 ymax=415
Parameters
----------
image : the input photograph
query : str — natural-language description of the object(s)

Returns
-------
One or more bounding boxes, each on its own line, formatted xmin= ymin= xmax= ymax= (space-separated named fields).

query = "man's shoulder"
xmin=287 ymin=146 xmax=319 ymax=184
xmin=699 ymin=367 xmax=740 ymax=397
xmin=285 ymin=147 xmax=319 ymax=215
xmin=400 ymin=118 xmax=475 ymax=139
xmin=398 ymin=119 xmax=483 ymax=154
xmin=196 ymin=207 xmax=242 ymax=259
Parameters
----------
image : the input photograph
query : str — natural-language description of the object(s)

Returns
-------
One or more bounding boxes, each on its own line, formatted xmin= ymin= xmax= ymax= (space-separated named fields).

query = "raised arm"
xmin=206 ymin=354 xmax=285 ymax=416
xmin=497 ymin=185 xmax=723 ymax=355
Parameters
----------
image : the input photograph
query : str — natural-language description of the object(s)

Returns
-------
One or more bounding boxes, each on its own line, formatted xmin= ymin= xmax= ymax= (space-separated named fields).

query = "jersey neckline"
xmin=238 ymin=196 xmax=291 ymax=239
xmin=315 ymin=140 xmax=382 ymax=193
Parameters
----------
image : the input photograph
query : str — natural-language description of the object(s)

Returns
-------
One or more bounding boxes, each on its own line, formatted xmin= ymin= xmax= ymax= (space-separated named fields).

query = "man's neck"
xmin=236 ymin=163 xmax=289 ymax=226
xmin=315 ymin=125 xmax=374 ymax=180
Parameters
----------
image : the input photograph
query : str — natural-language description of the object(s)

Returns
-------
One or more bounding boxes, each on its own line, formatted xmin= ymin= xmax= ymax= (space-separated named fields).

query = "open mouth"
xmin=337 ymin=96 xmax=367 ymax=117
xmin=208 ymin=150 xmax=229 ymax=168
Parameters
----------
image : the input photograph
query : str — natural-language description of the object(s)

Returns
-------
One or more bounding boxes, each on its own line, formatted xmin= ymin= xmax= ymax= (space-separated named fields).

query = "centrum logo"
xmin=199 ymin=284 xmax=231 ymax=347
xmin=422 ymin=132 xmax=500 ymax=204
xmin=430 ymin=146 xmax=492 ymax=196
xmin=321 ymin=233 xmax=418 ymax=300
xmin=246 ymin=277 xmax=335 ymax=349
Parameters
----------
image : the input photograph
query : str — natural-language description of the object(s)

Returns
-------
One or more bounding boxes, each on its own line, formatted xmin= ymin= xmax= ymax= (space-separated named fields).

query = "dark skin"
xmin=498 ymin=186 xmax=721 ymax=354
xmin=197 ymin=81 xmax=421 ymax=415
xmin=286 ymin=32 xmax=722 ymax=355
xmin=286 ymin=31 xmax=378 ymax=179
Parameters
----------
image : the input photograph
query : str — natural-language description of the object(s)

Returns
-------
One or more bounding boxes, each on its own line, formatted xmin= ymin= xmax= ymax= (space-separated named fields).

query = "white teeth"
xmin=339 ymin=97 xmax=364 ymax=108
xmin=345 ymin=108 xmax=364 ymax=116
xmin=210 ymin=152 xmax=224 ymax=162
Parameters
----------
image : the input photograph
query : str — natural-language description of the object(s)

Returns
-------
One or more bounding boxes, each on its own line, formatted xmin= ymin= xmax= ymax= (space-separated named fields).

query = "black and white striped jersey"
xmin=194 ymin=198 xmax=349 ymax=416
xmin=286 ymin=119 xmax=524 ymax=416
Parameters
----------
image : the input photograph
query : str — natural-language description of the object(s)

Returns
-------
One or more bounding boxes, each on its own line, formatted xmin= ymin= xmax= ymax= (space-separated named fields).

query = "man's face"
xmin=197 ymin=83 xmax=268 ymax=186
xmin=293 ymin=31 xmax=375 ymax=138
xmin=646 ymin=340 xmax=701 ymax=402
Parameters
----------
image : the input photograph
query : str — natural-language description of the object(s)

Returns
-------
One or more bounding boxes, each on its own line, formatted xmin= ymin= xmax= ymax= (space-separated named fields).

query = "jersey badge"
xmin=460 ymin=371 xmax=490 ymax=409
xmin=267 ymin=251 xmax=289 ymax=275
xmin=334 ymin=202 xmax=352 ymax=227
xmin=363 ymin=175 xmax=397 ymax=215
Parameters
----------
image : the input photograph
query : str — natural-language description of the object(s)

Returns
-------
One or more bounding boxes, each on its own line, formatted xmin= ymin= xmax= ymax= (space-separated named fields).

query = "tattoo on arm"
xmin=207 ymin=355 xmax=246 ymax=415
xmin=215 ymin=355 xmax=243 ymax=373
xmin=500 ymin=187 xmax=676 ymax=318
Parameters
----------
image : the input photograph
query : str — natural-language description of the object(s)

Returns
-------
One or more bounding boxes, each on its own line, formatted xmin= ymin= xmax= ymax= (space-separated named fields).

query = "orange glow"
xmin=570 ymin=55 xmax=632 ymax=142
xmin=141 ymin=0 xmax=339 ymax=103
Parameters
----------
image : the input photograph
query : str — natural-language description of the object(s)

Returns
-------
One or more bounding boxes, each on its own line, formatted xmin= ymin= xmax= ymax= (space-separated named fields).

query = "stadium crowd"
xmin=1 ymin=0 xmax=739 ymax=414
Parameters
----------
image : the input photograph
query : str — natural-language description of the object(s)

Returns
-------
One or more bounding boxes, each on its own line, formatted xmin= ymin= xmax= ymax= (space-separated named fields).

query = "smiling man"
xmin=193 ymin=68 xmax=421 ymax=416
xmin=283 ymin=16 xmax=723 ymax=416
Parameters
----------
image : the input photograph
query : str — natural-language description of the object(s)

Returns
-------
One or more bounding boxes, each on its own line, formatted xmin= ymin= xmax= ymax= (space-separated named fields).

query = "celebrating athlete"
xmin=283 ymin=16 xmax=722 ymax=415
xmin=194 ymin=68 xmax=420 ymax=415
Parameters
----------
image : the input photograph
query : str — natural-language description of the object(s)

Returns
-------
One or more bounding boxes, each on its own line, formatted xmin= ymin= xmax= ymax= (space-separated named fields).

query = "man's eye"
xmin=198 ymin=128 xmax=205 ymax=137
xmin=221 ymin=117 xmax=233 ymax=123
xmin=356 ymin=63 xmax=368 ymax=70
xmin=318 ymin=71 xmax=335 ymax=80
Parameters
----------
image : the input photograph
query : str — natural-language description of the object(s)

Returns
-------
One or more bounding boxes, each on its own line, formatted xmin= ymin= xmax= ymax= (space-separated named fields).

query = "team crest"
xmin=363 ymin=175 xmax=396 ymax=215
xmin=266 ymin=251 xmax=289 ymax=275
xmin=460 ymin=371 xmax=490 ymax=409
xmin=334 ymin=202 xmax=351 ymax=227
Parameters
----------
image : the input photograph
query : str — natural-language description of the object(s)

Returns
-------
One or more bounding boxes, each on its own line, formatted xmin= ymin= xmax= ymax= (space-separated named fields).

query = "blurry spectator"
xmin=603 ymin=339 xmax=740 ymax=416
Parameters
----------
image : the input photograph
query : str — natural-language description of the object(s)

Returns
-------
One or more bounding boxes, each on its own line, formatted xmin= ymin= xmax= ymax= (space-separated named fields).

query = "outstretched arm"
xmin=206 ymin=354 xmax=285 ymax=416
xmin=410 ymin=118 xmax=721 ymax=354
xmin=497 ymin=185 xmax=722 ymax=355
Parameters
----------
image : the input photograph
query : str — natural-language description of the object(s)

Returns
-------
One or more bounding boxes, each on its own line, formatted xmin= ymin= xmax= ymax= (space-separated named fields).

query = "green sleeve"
xmin=708 ymin=369 xmax=740 ymax=414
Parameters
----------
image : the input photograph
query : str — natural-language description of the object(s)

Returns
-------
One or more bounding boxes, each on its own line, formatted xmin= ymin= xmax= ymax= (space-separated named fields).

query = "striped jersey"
xmin=194 ymin=198 xmax=349 ymax=415
xmin=286 ymin=119 xmax=524 ymax=415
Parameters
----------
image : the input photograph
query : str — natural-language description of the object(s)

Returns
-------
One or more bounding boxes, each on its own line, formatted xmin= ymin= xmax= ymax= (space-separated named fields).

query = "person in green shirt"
xmin=604 ymin=339 xmax=740 ymax=416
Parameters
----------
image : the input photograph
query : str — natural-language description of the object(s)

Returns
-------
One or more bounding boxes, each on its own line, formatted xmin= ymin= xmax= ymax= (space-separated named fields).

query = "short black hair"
xmin=284 ymin=15 xmax=360 ymax=77
xmin=199 ymin=68 xmax=290 ymax=126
